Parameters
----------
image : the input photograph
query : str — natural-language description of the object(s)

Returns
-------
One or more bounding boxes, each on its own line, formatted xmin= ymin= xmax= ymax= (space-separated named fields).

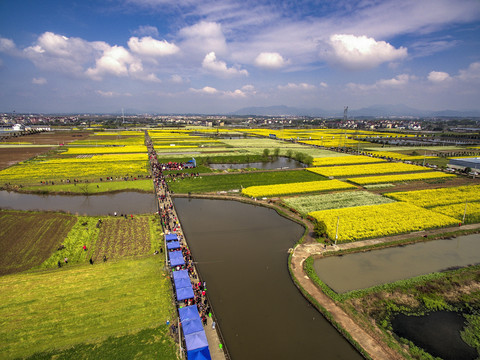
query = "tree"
xmin=314 ymin=221 xmax=327 ymax=238
xmin=263 ymin=148 xmax=270 ymax=158
xmin=273 ymin=147 xmax=280 ymax=158
xmin=286 ymin=149 xmax=293 ymax=159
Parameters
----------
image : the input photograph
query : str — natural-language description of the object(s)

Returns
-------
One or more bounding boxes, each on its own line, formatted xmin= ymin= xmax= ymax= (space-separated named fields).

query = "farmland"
xmin=0 ymin=257 xmax=177 ymax=360
xmin=0 ymin=210 xmax=76 ymax=275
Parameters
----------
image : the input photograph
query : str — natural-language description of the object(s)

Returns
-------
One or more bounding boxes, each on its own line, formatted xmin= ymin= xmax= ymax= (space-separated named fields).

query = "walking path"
xmin=146 ymin=133 xmax=227 ymax=360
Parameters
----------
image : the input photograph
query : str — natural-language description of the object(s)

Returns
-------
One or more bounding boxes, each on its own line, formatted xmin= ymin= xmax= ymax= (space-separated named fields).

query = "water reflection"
xmin=0 ymin=190 xmax=157 ymax=216
xmin=174 ymin=197 xmax=361 ymax=360
xmin=314 ymin=235 xmax=480 ymax=293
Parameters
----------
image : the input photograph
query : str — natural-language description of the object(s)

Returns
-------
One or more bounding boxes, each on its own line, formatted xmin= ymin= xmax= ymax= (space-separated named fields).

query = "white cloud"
xmin=32 ymin=77 xmax=47 ymax=85
xmin=278 ymin=82 xmax=316 ymax=91
xmin=128 ymin=36 xmax=179 ymax=57
xmin=457 ymin=62 xmax=480 ymax=82
xmin=327 ymin=34 xmax=407 ymax=70
xmin=179 ymin=21 xmax=227 ymax=55
xmin=224 ymin=89 xmax=247 ymax=98
xmin=190 ymin=86 xmax=218 ymax=95
xmin=23 ymin=32 xmax=107 ymax=75
xmin=132 ymin=25 xmax=159 ymax=37
xmin=86 ymin=45 xmax=135 ymax=80
xmin=319 ymin=82 xmax=328 ymax=88
xmin=95 ymin=90 xmax=132 ymax=97
xmin=254 ymin=52 xmax=288 ymax=69
xmin=348 ymin=74 xmax=411 ymax=91
xmin=428 ymin=71 xmax=451 ymax=82
xmin=202 ymin=52 xmax=248 ymax=77
xmin=0 ymin=37 xmax=16 ymax=52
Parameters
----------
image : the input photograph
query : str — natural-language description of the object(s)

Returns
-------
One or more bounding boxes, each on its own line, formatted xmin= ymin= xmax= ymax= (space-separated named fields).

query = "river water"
xmin=314 ymin=235 xmax=480 ymax=293
xmin=0 ymin=190 xmax=157 ymax=216
xmin=174 ymin=197 xmax=361 ymax=360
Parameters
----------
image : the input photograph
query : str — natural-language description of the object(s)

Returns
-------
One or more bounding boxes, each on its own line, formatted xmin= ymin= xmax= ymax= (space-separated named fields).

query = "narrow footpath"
xmin=146 ymin=132 xmax=227 ymax=360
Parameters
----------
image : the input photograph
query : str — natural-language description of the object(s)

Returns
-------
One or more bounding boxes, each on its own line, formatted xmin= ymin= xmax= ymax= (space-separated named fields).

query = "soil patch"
xmin=0 ymin=210 xmax=76 ymax=275
xmin=2 ymin=131 xmax=90 ymax=145
xmin=0 ymin=147 xmax=54 ymax=170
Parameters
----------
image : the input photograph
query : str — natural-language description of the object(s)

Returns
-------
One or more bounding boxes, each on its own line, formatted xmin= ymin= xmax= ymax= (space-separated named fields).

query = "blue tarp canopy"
xmin=169 ymin=251 xmax=185 ymax=267
xmin=174 ymin=276 xmax=191 ymax=289
xmin=173 ymin=269 xmax=190 ymax=281
xmin=182 ymin=317 xmax=204 ymax=335
xmin=167 ymin=241 xmax=181 ymax=250
xmin=176 ymin=286 xmax=194 ymax=301
xmin=165 ymin=233 xmax=178 ymax=242
xmin=187 ymin=347 xmax=211 ymax=360
xmin=185 ymin=330 xmax=209 ymax=351
xmin=178 ymin=305 xmax=200 ymax=323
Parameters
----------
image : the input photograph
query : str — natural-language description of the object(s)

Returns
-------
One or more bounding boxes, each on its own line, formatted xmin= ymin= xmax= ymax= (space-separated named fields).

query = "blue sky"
xmin=1 ymin=0 xmax=480 ymax=114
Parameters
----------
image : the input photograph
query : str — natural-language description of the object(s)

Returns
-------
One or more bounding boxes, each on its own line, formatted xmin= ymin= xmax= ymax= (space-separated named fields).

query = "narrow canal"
xmin=313 ymin=234 xmax=480 ymax=293
xmin=174 ymin=197 xmax=361 ymax=360
xmin=0 ymin=190 xmax=157 ymax=215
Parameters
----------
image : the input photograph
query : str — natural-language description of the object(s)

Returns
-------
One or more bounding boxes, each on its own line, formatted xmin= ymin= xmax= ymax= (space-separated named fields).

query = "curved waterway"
xmin=174 ymin=198 xmax=361 ymax=360
xmin=0 ymin=190 xmax=157 ymax=216
xmin=314 ymin=234 xmax=480 ymax=293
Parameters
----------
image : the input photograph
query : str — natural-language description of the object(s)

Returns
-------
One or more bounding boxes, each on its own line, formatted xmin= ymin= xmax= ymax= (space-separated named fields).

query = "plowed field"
xmin=0 ymin=211 xmax=76 ymax=275
xmin=92 ymin=217 xmax=152 ymax=261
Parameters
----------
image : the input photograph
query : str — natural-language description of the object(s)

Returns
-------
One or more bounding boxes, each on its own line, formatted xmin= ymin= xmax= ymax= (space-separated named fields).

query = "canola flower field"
xmin=385 ymin=185 xmax=480 ymax=208
xmin=307 ymin=162 xmax=431 ymax=177
xmin=308 ymin=202 xmax=459 ymax=242
xmin=312 ymin=155 xmax=385 ymax=166
xmin=348 ymin=171 xmax=456 ymax=185
xmin=242 ymin=179 xmax=356 ymax=197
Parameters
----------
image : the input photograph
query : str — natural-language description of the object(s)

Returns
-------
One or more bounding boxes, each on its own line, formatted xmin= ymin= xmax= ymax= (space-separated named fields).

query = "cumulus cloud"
xmin=95 ymin=90 xmax=133 ymax=97
xmin=278 ymin=82 xmax=316 ymax=91
xmin=128 ymin=36 xmax=179 ymax=57
xmin=190 ymin=86 xmax=219 ymax=95
xmin=23 ymin=32 xmax=107 ymax=75
xmin=202 ymin=52 xmax=248 ymax=77
xmin=86 ymin=45 xmax=135 ymax=80
xmin=348 ymin=74 xmax=411 ymax=91
xmin=428 ymin=71 xmax=451 ymax=82
xmin=319 ymin=82 xmax=328 ymax=88
xmin=32 ymin=77 xmax=47 ymax=85
xmin=327 ymin=34 xmax=407 ymax=70
xmin=179 ymin=21 xmax=227 ymax=55
xmin=457 ymin=62 xmax=480 ymax=82
xmin=0 ymin=37 xmax=16 ymax=53
xmin=254 ymin=52 xmax=288 ymax=69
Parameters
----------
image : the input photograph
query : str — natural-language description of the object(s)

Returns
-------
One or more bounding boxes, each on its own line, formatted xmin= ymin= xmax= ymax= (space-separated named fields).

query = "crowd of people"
xmin=146 ymin=134 xmax=216 ymax=337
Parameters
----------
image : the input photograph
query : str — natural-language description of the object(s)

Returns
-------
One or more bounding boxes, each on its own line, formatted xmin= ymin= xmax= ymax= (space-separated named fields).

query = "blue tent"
xmin=182 ymin=317 xmax=204 ymax=335
xmin=187 ymin=347 xmax=211 ymax=360
xmin=173 ymin=270 xmax=190 ymax=281
xmin=185 ymin=331 xmax=210 ymax=359
xmin=174 ymin=276 xmax=191 ymax=289
xmin=167 ymin=241 xmax=181 ymax=250
xmin=176 ymin=286 xmax=194 ymax=301
xmin=169 ymin=251 xmax=185 ymax=267
xmin=165 ymin=233 xmax=178 ymax=242
xmin=179 ymin=305 xmax=200 ymax=323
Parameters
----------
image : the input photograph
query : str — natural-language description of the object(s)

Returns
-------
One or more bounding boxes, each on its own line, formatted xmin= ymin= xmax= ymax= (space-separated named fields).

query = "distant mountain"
xmin=229 ymin=105 xmax=332 ymax=117
xmin=230 ymin=104 xmax=480 ymax=118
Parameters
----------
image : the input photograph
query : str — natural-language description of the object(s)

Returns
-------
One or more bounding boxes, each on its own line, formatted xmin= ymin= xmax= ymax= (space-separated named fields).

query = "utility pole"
xmin=335 ymin=216 xmax=340 ymax=245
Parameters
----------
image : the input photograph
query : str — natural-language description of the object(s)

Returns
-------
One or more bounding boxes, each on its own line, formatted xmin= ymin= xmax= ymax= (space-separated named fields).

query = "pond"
xmin=313 ymin=235 xmax=480 ymax=293
xmin=391 ymin=311 xmax=477 ymax=360
xmin=0 ymin=190 xmax=157 ymax=216
xmin=209 ymin=156 xmax=304 ymax=170
xmin=174 ymin=197 xmax=361 ymax=360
